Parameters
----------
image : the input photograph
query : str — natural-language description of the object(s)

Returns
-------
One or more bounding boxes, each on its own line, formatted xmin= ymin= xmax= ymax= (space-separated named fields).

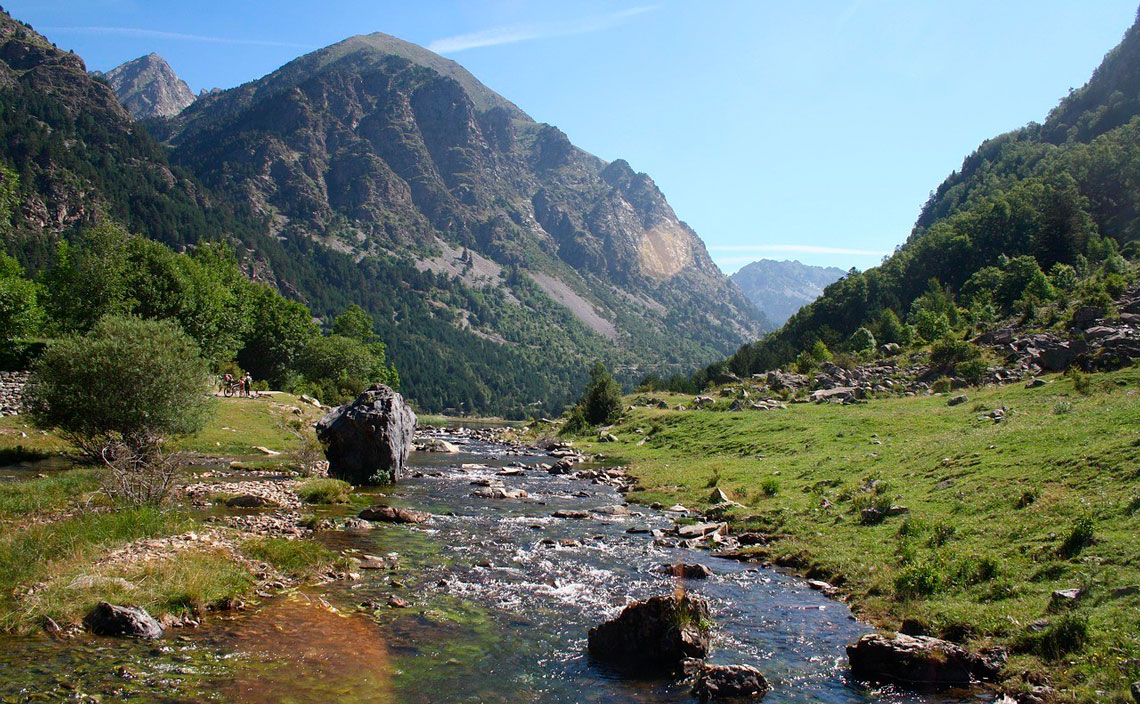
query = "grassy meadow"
xmin=570 ymin=368 xmax=1140 ymax=702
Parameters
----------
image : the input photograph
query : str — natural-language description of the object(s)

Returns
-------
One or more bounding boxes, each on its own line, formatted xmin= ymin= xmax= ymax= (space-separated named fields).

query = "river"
xmin=0 ymin=429 xmax=984 ymax=703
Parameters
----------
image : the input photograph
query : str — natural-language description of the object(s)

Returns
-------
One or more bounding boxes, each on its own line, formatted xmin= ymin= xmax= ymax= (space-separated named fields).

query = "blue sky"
xmin=8 ymin=1 xmax=1138 ymax=273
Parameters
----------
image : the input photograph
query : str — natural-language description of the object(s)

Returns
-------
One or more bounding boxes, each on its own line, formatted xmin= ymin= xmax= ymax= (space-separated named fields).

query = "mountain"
xmin=0 ymin=14 xmax=765 ymax=416
xmin=94 ymin=53 xmax=195 ymax=120
xmin=731 ymin=259 xmax=845 ymax=325
xmin=721 ymin=8 xmax=1140 ymax=377
xmin=151 ymin=32 xmax=767 ymax=411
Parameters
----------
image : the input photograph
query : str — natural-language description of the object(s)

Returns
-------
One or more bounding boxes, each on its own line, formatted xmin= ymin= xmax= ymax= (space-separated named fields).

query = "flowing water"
xmin=0 ymin=433 xmax=990 ymax=703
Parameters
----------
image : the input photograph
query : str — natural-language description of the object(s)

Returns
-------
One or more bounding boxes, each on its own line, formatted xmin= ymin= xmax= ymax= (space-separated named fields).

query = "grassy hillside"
xmin=570 ymin=370 xmax=1140 ymax=702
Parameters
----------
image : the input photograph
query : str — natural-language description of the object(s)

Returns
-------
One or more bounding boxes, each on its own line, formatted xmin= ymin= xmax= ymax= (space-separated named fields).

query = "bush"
xmin=931 ymin=377 xmax=952 ymax=394
xmin=296 ymin=478 xmax=352 ymax=504
xmin=1059 ymin=516 xmax=1095 ymax=557
xmin=760 ymin=477 xmax=780 ymax=497
xmin=1024 ymin=614 xmax=1089 ymax=661
xmin=895 ymin=561 xmax=941 ymax=599
xmin=848 ymin=327 xmax=876 ymax=354
xmin=23 ymin=316 xmax=213 ymax=506
xmin=930 ymin=337 xmax=981 ymax=372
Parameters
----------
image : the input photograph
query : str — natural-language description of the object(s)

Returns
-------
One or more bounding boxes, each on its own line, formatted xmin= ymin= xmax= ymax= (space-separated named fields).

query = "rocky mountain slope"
xmin=152 ymin=33 xmax=767 ymax=408
xmin=731 ymin=259 xmax=845 ymax=325
xmin=93 ymin=53 xmax=195 ymax=119
xmin=0 ymin=13 xmax=764 ymax=415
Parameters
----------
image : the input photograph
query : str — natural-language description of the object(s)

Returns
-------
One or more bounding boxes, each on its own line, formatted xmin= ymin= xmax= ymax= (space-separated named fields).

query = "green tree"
xmin=236 ymin=284 xmax=319 ymax=388
xmin=23 ymin=316 xmax=214 ymax=505
xmin=577 ymin=362 xmax=623 ymax=427
xmin=295 ymin=334 xmax=398 ymax=403
xmin=40 ymin=222 xmax=131 ymax=333
xmin=0 ymin=253 xmax=42 ymax=351
xmin=330 ymin=304 xmax=378 ymax=343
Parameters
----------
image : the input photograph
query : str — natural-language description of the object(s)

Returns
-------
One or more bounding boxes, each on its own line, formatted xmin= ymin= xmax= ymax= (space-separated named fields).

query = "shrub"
xmin=1024 ymin=614 xmax=1089 ymax=660
xmin=930 ymin=337 xmax=981 ymax=372
xmin=1059 ymin=516 xmax=1095 ymax=557
xmin=24 ymin=316 xmax=213 ymax=506
xmin=848 ymin=327 xmax=876 ymax=354
xmin=760 ymin=477 xmax=780 ymax=497
xmin=1053 ymin=400 xmax=1073 ymax=415
xmin=931 ymin=377 xmax=952 ymax=394
xmin=928 ymin=523 xmax=956 ymax=548
xmin=296 ymin=478 xmax=352 ymax=504
xmin=1067 ymin=368 xmax=1093 ymax=395
xmin=895 ymin=561 xmax=941 ymax=599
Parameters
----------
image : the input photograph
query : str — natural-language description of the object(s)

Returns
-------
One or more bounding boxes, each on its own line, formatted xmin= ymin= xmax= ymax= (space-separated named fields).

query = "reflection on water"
xmin=0 ymin=432 xmax=980 ymax=703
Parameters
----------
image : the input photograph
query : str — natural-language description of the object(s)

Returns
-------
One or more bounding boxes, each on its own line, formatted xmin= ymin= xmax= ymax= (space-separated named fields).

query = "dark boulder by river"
xmin=83 ymin=602 xmax=164 ymax=640
xmin=317 ymin=384 xmax=416 ymax=485
xmin=587 ymin=593 xmax=711 ymax=673
xmin=846 ymin=632 xmax=1005 ymax=689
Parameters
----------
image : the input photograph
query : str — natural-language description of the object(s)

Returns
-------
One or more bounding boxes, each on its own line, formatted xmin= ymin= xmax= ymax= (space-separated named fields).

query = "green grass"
xmin=179 ymin=393 xmax=323 ymax=455
xmin=296 ymin=478 xmax=352 ymax=504
xmin=243 ymin=537 xmax=344 ymax=578
xmin=0 ymin=507 xmax=193 ymax=632
xmin=573 ymin=369 xmax=1140 ymax=702
xmin=0 ymin=468 xmax=100 ymax=519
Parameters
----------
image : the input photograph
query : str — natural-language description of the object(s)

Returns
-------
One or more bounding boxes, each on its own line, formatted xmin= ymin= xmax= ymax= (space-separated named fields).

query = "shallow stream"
xmin=0 ymin=431 xmax=986 ymax=703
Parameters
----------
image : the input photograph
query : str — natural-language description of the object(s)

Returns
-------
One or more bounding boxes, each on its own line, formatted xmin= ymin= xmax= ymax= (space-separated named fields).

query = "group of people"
xmin=221 ymin=371 xmax=256 ymax=398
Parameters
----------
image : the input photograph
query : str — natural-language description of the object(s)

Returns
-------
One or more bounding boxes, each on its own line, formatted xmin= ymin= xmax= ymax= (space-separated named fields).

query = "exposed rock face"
xmin=731 ymin=259 xmax=846 ymax=326
xmin=316 ymin=384 xmax=416 ymax=485
xmin=846 ymin=632 xmax=1005 ymax=689
xmin=587 ymin=594 xmax=711 ymax=672
xmin=0 ymin=371 xmax=26 ymax=415
xmin=96 ymin=53 xmax=195 ymax=119
xmin=83 ymin=602 xmax=164 ymax=639
xmin=692 ymin=664 xmax=770 ymax=701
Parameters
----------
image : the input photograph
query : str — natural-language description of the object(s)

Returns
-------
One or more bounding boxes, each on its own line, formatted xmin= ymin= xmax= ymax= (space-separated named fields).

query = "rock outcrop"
xmin=587 ymin=594 xmax=711 ymax=672
xmin=316 ymin=384 xmax=416 ymax=485
xmin=846 ymin=632 xmax=1005 ymax=689
xmin=83 ymin=602 xmax=164 ymax=639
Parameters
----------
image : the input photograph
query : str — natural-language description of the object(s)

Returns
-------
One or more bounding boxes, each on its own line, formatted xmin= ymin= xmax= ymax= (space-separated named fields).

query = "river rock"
xmin=225 ymin=494 xmax=278 ymax=508
xmin=658 ymin=563 xmax=713 ymax=579
xmin=472 ymin=486 xmax=529 ymax=500
xmin=846 ymin=632 xmax=1005 ymax=689
xmin=316 ymin=384 xmax=416 ymax=485
xmin=420 ymin=438 xmax=460 ymax=453
xmin=83 ymin=602 xmax=164 ymax=640
xmin=359 ymin=505 xmax=431 ymax=524
xmin=587 ymin=594 xmax=711 ymax=672
xmin=692 ymin=663 xmax=770 ymax=701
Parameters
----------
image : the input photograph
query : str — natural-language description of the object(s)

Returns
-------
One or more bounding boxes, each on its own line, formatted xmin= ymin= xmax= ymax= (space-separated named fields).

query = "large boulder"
xmin=316 ymin=384 xmax=416 ymax=485
xmin=587 ymin=594 xmax=711 ymax=673
xmin=847 ymin=632 xmax=1005 ymax=689
xmin=692 ymin=664 xmax=770 ymax=701
xmin=83 ymin=602 xmax=164 ymax=639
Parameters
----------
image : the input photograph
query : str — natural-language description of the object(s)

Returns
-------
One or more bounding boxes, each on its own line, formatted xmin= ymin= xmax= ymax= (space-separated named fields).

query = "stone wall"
xmin=0 ymin=371 xmax=28 ymax=416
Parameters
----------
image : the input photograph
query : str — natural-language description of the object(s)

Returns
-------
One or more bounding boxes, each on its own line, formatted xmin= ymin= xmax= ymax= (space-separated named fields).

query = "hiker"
xmin=243 ymin=372 xmax=253 ymax=398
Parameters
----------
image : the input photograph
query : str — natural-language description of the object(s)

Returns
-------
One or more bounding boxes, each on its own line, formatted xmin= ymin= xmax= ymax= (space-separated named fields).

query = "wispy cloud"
xmin=427 ymin=5 xmax=659 ymax=54
xmin=709 ymin=244 xmax=892 ymax=256
xmin=41 ymin=26 xmax=316 ymax=50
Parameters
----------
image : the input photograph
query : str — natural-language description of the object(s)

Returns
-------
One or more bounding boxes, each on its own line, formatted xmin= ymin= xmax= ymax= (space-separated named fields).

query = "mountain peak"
xmin=101 ymin=52 xmax=195 ymax=119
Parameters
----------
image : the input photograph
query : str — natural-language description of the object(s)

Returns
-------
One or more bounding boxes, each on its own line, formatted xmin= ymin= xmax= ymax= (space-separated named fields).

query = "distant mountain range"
xmin=730 ymin=259 xmax=845 ymax=326
xmin=0 ymin=14 xmax=767 ymax=415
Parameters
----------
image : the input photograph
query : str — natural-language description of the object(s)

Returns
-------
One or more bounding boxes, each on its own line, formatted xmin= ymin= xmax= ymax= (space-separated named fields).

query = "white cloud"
xmin=42 ymin=26 xmax=316 ymax=49
xmin=427 ymin=6 xmax=659 ymax=54
xmin=709 ymin=244 xmax=892 ymax=256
